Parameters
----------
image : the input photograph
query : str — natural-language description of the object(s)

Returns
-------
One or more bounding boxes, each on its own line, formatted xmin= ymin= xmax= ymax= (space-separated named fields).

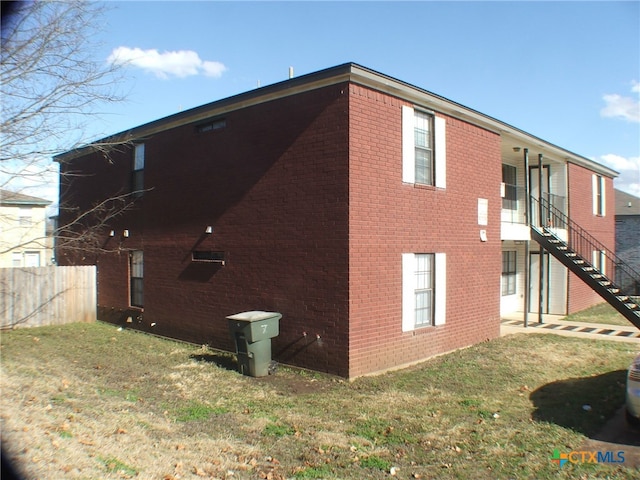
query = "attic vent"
xmin=196 ymin=118 xmax=226 ymax=133
xmin=192 ymin=251 xmax=225 ymax=265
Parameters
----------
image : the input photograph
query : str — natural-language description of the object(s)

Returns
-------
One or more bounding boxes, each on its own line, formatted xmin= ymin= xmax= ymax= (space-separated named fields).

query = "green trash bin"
xmin=227 ymin=311 xmax=281 ymax=377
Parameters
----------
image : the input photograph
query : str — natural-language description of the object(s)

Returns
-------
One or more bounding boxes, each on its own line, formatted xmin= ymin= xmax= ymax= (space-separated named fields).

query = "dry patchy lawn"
xmin=1 ymin=322 xmax=638 ymax=479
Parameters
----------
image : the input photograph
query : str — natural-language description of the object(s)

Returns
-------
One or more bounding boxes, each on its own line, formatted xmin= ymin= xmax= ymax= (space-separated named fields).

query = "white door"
xmin=529 ymin=251 xmax=548 ymax=314
xmin=529 ymin=251 xmax=567 ymax=315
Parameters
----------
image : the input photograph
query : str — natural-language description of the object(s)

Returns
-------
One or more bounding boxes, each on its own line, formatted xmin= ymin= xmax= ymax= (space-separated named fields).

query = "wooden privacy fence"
xmin=0 ymin=266 xmax=96 ymax=330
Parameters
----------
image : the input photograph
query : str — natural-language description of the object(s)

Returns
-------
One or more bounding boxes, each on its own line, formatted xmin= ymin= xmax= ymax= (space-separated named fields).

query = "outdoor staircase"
xmin=530 ymin=197 xmax=640 ymax=330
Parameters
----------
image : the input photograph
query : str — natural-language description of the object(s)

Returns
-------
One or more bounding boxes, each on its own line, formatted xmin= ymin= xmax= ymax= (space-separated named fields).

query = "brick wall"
xmin=347 ymin=84 xmax=502 ymax=377
xmin=60 ymin=85 xmax=353 ymax=377
xmin=566 ymin=162 xmax=616 ymax=313
xmin=59 ymin=80 xmax=512 ymax=378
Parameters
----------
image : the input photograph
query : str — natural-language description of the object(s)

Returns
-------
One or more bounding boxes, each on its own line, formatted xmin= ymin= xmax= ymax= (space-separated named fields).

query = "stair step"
xmin=566 ymin=252 xmax=577 ymax=257
xmin=608 ymin=288 xmax=620 ymax=294
xmin=617 ymin=296 xmax=629 ymax=302
xmin=598 ymin=281 xmax=611 ymax=286
xmin=591 ymin=274 xmax=605 ymax=279
xmin=574 ymin=259 xmax=585 ymax=264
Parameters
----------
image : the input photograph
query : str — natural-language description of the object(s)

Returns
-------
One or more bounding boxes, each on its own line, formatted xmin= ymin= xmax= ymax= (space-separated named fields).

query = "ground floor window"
xmin=592 ymin=249 xmax=606 ymax=275
xmin=402 ymin=252 xmax=446 ymax=331
xmin=502 ymin=251 xmax=516 ymax=296
xmin=414 ymin=253 xmax=435 ymax=327
xmin=130 ymin=250 xmax=143 ymax=307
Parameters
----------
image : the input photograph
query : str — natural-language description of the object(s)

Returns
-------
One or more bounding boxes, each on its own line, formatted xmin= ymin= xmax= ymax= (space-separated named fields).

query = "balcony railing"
xmin=532 ymin=196 xmax=640 ymax=296
xmin=501 ymin=185 xmax=566 ymax=226
xmin=501 ymin=184 xmax=526 ymax=224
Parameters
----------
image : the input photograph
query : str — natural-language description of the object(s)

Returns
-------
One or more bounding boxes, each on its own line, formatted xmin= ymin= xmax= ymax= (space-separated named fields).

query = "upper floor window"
xmin=402 ymin=106 xmax=446 ymax=188
xmin=592 ymin=174 xmax=605 ymax=216
xmin=196 ymin=118 xmax=226 ymax=133
xmin=18 ymin=207 xmax=32 ymax=226
xmin=132 ymin=144 xmax=145 ymax=197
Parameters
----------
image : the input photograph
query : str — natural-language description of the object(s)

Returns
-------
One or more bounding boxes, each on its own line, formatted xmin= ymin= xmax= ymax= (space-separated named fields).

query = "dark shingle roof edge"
xmin=54 ymin=62 xmax=618 ymax=178
xmin=615 ymin=188 xmax=640 ymax=216
xmin=0 ymin=189 xmax=52 ymax=206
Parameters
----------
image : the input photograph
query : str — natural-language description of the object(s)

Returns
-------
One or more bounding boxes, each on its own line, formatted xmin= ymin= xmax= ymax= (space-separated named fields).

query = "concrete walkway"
xmin=501 ymin=313 xmax=640 ymax=344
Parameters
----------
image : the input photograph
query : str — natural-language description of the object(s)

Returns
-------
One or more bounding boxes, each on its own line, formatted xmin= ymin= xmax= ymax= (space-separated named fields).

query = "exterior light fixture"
xmin=513 ymin=147 xmax=521 ymax=153
xmin=205 ymin=226 xmax=213 ymax=234
xmin=109 ymin=230 xmax=115 ymax=237
xmin=123 ymin=230 xmax=130 ymax=238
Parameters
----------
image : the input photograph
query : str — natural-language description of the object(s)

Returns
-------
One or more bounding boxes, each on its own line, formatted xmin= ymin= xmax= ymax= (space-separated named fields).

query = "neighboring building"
xmin=0 ymin=189 xmax=52 ymax=268
xmin=56 ymin=63 xmax=623 ymax=378
xmin=615 ymin=189 xmax=640 ymax=292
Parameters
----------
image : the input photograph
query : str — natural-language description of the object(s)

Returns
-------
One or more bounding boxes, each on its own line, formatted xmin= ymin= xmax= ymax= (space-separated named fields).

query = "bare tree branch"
xmin=0 ymin=1 xmax=137 ymax=262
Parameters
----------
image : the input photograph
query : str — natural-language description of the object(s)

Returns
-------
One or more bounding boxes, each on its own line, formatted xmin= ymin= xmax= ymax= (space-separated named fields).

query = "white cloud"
xmin=597 ymin=154 xmax=640 ymax=197
xmin=600 ymin=82 xmax=640 ymax=123
xmin=599 ymin=154 xmax=640 ymax=172
xmin=108 ymin=47 xmax=227 ymax=79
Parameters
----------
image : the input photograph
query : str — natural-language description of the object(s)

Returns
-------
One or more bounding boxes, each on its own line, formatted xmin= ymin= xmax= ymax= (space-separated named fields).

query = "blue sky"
xmin=31 ymin=1 xmax=640 ymax=200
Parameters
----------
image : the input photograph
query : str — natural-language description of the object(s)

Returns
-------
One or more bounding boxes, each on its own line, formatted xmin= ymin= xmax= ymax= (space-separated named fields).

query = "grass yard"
xmin=563 ymin=302 xmax=635 ymax=327
xmin=1 ymin=321 xmax=638 ymax=479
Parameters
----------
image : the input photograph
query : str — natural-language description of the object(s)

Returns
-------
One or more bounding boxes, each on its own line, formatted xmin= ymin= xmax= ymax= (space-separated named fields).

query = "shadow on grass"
xmin=190 ymin=352 xmax=238 ymax=372
xmin=530 ymin=370 xmax=627 ymax=437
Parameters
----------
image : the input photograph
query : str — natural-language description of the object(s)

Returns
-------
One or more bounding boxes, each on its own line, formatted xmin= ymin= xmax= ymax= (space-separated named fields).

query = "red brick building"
xmin=56 ymin=64 xmax=617 ymax=378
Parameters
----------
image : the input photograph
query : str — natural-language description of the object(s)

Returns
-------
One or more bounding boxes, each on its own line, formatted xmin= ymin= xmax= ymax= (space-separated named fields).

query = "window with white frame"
xmin=402 ymin=253 xmax=446 ymax=331
xmin=402 ymin=106 xmax=446 ymax=187
xmin=592 ymin=249 xmax=606 ymax=275
xmin=501 ymin=164 xmax=517 ymax=210
xmin=132 ymin=144 xmax=145 ymax=197
xmin=19 ymin=207 xmax=32 ymax=226
xmin=592 ymin=174 xmax=605 ymax=216
xmin=501 ymin=251 xmax=517 ymax=296
xmin=130 ymin=250 xmax=144 ymax=308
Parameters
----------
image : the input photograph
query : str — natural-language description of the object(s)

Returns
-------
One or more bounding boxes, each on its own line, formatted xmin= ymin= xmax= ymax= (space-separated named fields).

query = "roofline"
xmin=0 ymin=189 xmax=52 ymax=206
xmin=54 ymin=62 xmax=618 ymax=178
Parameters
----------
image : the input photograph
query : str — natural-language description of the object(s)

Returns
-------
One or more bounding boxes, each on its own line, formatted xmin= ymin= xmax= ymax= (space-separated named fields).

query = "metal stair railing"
xmin=531 ymin=196 xmax=640 ymax=298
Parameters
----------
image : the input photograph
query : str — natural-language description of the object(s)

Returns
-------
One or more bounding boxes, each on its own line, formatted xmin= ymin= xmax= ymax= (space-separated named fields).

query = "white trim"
xmin=434 ymin=253 xmax=446 ymax=325
xmin=434 ymin=116 xmax=446 ymax=188
xmin=402 ymin=253 xmax=415 ymax=332
xmin=592 ymin=174 xmax=605 ymax=216
xmin=402 ymin=106 xmax=415 ymax=184
xmin=600 ymin=176 xmax=606 ymax=217
xmin=592 ymin=174 xmax=598 ymax=215
xmin=402 ymin=252 xmax=446 ymax=331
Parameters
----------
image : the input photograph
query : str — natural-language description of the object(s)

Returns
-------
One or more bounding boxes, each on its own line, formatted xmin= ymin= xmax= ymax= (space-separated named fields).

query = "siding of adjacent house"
xmin=0 ymin=191 xmax=52 ymax=268
xmin=615 ymin=189 xmax=640 ymax=285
